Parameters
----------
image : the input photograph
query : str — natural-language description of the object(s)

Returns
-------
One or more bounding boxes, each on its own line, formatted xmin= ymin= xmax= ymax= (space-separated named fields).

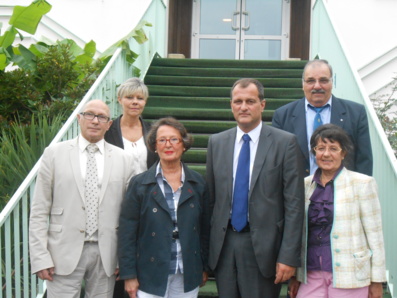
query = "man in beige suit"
xmin=29 ymin=100 xmax=134 ymax=297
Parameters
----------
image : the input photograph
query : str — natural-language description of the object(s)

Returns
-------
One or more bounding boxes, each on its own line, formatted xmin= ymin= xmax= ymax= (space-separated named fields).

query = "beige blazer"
xmin=29 ymin=138 xmax=134 ymax=276
xmin=297 ymin=168 xmax=386 ymax=288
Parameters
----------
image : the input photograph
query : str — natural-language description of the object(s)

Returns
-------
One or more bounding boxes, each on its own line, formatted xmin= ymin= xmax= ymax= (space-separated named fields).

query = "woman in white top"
xmin=104 ymin=77 xmax=158 ymax=298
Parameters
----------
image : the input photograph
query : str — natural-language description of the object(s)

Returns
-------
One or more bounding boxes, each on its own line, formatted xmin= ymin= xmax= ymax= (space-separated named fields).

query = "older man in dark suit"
xmin=272 ymin=59 xmax=373 ymax=176
xmin=207 ymin=78 xmax=305 ymax=298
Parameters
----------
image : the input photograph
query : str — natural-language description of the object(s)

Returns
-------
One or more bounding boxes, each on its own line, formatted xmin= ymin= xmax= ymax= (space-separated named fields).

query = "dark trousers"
xmin=215 ymin=227 xmax=281 ymax=298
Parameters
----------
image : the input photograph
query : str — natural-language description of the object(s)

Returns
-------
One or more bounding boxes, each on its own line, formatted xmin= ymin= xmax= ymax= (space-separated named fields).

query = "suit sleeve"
xmin=358 ymin=178 xmax=386 ymax=282
xmin=277 ymin=135 xmax=305 ymax=267
xmin=29 ymin=147 xmax=55 ymax=274
xmin=354 ymin=106 xmax=373 ymax=176
xmin=271 ymin=109 xmax=282 ymax=129
xmin=118 ymin=175 xmax=141 ymax=280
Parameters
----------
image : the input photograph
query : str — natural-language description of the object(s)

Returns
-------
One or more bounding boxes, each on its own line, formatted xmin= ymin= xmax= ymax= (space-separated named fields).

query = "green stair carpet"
xmin=143 ymin=58 xmax=306 ymax=175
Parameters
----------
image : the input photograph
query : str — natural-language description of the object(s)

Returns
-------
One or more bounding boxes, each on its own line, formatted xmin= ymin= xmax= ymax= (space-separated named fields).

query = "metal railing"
xmin=312 ymin=1 xmax=397 ymax=296
xmin=0 ymin=0 xmax=166 ymax=296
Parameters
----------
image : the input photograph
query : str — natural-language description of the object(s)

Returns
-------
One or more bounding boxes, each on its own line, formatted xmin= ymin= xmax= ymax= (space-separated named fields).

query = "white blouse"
xmin=122 ymin=136 xmax=148 ymax=175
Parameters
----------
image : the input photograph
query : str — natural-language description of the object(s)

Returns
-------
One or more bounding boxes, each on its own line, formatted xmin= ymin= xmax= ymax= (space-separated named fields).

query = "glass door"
xmin=191 ymin=0 xmax=290 ymax=60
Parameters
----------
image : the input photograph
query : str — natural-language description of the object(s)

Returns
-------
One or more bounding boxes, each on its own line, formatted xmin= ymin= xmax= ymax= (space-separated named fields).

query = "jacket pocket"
xmin=50 ymin=207 xmax=63 ymax=215
xmin=49 ymin=224 xmax=62 ymax=232
xmin=353 ymin=249 xmax=372 ymax=280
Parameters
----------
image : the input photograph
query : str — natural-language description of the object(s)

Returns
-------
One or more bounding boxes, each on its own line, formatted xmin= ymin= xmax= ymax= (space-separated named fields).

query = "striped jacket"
xmin=296 ymin=168 xmax=386 ymax=288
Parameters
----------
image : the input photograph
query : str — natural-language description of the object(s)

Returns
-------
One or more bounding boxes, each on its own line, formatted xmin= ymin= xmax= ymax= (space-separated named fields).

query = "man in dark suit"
xmin=272 ymin=59 xmax=373 ymax=176
xmin=207 ymin=78 xmax=305 ymax=298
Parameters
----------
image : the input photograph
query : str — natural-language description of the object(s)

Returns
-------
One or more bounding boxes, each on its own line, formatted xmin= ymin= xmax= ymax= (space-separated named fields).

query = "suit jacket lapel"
xmin=293 ymin=98 xmax=309 ymax=162
xmin=70 ymin=139 xmax=85 ymax=203
xmin=249 ymin=124 xmax=270 ymax=198
xmin=225 ymin=129 xmax=237 ymax=202
xmin=330 ymin=96 xmax=347 ymax=129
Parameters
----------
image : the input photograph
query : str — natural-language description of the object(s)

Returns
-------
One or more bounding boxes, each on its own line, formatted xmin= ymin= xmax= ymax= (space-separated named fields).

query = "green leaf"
xmin=9 ymin=1 xmax=52 ymax=35
xmin=84 ymin=40 xmax=96 ymax=58
xmin=29 ymin=43 xmax=49 ymax=57
xmin=57 ymin=39 xmax=83 ymax=58
xmin=0 ymin=53 xmax=7 ymax=70
xmin=11 ymin=44 xmax=36 ymax=71
xmin=0 ymin=26 xmax=17 ymax=48
xmin=98 ymin=20 xmax=151 ymax=64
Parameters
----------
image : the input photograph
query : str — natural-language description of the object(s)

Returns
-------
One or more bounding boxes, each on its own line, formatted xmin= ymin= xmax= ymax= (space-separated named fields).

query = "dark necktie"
xmin=231 ymin=134 xmax=251 ymax=232
xmin=308 ymin=104 xmax=329 ymax=131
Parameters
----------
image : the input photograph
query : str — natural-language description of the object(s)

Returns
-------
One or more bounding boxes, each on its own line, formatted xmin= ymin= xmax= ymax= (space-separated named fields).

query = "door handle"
xmin=242 ymin=11 xmax=250 ymax=31
xmin=232 ymin=11 xmax=239 ymax=30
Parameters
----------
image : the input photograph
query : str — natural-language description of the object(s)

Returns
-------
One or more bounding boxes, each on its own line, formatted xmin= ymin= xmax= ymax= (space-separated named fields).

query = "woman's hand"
xmin=369 ymin=282 xmax=383 ymax=298
xmin=125 ymin=278 xmax=139 ymax=298
xmin=200 ymin=272 xmax=208 ymax=287
xmin=288 ymin=276 xmax=301 ymax=298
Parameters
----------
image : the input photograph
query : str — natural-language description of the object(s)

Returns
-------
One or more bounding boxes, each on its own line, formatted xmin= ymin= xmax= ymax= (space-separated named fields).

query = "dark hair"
xmin=230 ymin=78 xmax=265 ymax=101
xmin=146 ymin=117 xmax=193 ymax=153
xmin=310 ymin=124 xmax=353 ymax=158
xmin=302 ymin=59 xmax=333 ymax=80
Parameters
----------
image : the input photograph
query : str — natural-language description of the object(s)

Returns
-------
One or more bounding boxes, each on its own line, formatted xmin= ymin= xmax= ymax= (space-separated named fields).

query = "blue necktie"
xmin=308 ymin=104 xmax=329 ymax=131
xmin=231 ymin=134 xmax=251 ymax=232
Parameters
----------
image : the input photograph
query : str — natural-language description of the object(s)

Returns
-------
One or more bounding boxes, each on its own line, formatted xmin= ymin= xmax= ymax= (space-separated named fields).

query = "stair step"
xmin=150 ymin=58 xmax=306 ymax=69
xmin=143 ymin=107 xmax=274 ymax=121
xmin=147 ymin=85 xmax=303 ymax=98
xmin=145 ymin=75 xmax=302 ymax=88
xmin=147 ymin=96 xmax=295 ymax=110
xmin=147 ymin=66 xmax=303 ymax=78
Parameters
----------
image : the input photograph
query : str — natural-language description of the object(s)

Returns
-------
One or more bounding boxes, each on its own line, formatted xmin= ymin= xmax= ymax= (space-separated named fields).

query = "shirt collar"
xmin=78 ymin=134 xmax=105 ymax=154
xmin=312 ymin=164 xmax=344 ymax=185
xmin=156 ymin=162 xmax=185 ymax=183
xmin=236 ymin=121 xmax=262 ymax=144
xmin=305 ymin=96 xmax=333 ymax=112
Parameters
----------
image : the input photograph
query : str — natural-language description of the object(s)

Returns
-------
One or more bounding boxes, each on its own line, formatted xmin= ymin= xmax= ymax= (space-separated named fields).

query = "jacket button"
xmin=190 ymin=203 xmax=194 ymax=208
xmin=152 ymin=232 xmax=156 ymax=236
xmin=335 ymin=248 xmax=340 ymax=253
xmin=153 ymin=208 xmax=157 ymax=213
xmin=193 ymin=226 xmax=196 ymax=231
xmin=335 ymin=262 xmax=341 ymax=267
xmin=333 ymin=234 xmax=339 ymax=239
xmin=150 ymin=257 xmax=155 ymax=262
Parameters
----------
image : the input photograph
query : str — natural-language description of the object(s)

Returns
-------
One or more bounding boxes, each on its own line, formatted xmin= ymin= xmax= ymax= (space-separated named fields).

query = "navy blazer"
xmin=272 ymin=96 xmax=373 ymax=176
xmin=118 ymin=163 xmax=210 ymax=296
xmin=104 ymin=115 xmax=158 ymax=169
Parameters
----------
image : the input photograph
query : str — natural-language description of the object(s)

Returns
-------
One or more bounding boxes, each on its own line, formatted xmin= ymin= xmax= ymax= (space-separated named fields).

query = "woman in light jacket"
xmin=289 ymin=124 xmax=386 ymax=298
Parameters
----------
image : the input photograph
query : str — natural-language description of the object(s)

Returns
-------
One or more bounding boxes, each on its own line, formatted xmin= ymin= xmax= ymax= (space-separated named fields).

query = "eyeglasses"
xmin=156 ymin=137 xmax=182 ymax=145
xmin=303 ymin=78 xmax=332 ymax=85
xmin=80 ymin=112 xmax=110 ymax=123
xmin=314 ymin=146 xmax=342 ymax=154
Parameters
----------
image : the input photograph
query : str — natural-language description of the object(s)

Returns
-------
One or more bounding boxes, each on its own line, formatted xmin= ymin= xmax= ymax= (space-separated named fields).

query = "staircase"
xmin=143 ymin=58 xmax=306 ymax=175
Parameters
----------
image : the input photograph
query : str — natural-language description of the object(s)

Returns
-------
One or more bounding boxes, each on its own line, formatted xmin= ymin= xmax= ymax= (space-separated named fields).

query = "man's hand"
xmin=125 ymin=278 xmax=139 ymax=298
xmin=114 ymin=268 xmax=120 ymax=281
xmin=37 ymin=268 xmax=55 ymax=281
xmin=288 ymin=276 xmax=300 ymax=298
xmin=274 ymin=263 xmax=295 ymax=284
xmin=200 ymin=272 xmax=208 ymax=287
xmin=369 ymin=282 xmax=383 ymax=298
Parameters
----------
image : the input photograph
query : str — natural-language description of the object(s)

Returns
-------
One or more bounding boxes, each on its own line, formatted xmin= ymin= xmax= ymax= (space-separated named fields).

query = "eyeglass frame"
xmin=303 ymin=78 xmax=332 ymax=86
xmin=79 ymin=112 xmax=110 ymax=123
xmin=156 ymin=137 xmax=182 ymax=145
xmin=313 ymin=145 xmax=343 ymax=154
